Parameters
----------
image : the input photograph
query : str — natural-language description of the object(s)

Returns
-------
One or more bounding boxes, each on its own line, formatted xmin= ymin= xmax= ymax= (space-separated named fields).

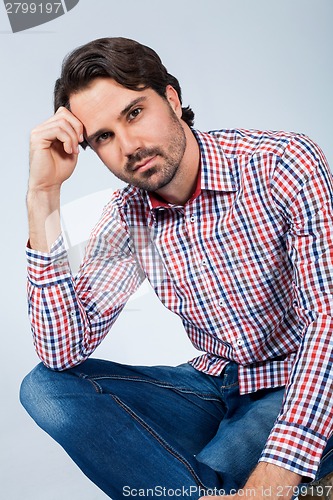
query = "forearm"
xmin=27 ymin=242 xmax=106 ymax=370
xmin=27 ymin=187 xmax=61 ymax=252
xmin=27 ymin=251 xmax=132 ymax=370
xmin=260 ymin=313 xmax=333 ymax=481
xmin=26 ymin=201 xmax=144 ymax=369
xmin=27 ymin=106 xmax=83 ymax=252
xmin=244 ymin=462 xmax=301 ymax=499
xmin=200 ymin=462 xmax=302 ymax=499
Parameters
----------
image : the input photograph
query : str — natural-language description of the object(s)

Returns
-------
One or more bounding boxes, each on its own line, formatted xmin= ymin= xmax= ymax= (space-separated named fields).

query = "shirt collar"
xmin=146 ymin=129 xmax=237 ymax=210
xmin=193 ymin=129 xmax=237 ymax=193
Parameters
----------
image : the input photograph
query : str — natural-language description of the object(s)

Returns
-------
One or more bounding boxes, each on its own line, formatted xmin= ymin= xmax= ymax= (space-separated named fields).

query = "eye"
xmin=128 ymin=107 xmax=142 ymax=121
xmin=96 ymin=132 xmax=113 ymax=143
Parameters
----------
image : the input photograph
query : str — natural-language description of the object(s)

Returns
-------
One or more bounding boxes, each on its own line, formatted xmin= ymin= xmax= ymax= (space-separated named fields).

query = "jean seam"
xmin=321 ymin=447 xmax=333 ymax=463
xmin=78 ymin=373 xmax=103 ymax=394
xmin=81 ymin=373 xmax=221 ymax=402
xmin=110 ymin=393 xmax=213 ymax=491
xmin=220 ymin=381 xmax=239 ymax=390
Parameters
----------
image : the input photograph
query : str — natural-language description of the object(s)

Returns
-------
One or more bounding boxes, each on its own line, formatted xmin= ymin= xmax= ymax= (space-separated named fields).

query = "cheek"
xmin=98 ymin=148 xmax=123 ymax=172
xmin=146 ymin=127 xmax=171 ymax=152
xmin=146 ymin=111 xmax=175 ymax=141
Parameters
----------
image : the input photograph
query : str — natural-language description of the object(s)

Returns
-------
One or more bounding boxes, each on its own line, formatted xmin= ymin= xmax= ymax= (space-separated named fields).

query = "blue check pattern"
xmin=27 ymin=128 xmax=333 ymax=480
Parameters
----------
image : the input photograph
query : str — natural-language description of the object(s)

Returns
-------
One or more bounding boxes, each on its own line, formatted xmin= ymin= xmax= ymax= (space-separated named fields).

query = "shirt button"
xmin=190 ymin=215 xmax=196 ymax=222
xmin=218 ymin=299 xmax=224 ymax=307
xmin=55 ymin=259 xmax=64 ymax=266
xmin=236 ymin=338 xmax=244 ymax=347
xmin=69 ymin=310 xmax=76 ymax=318
xmin=201 ymin=259 xmax=207 ymax=266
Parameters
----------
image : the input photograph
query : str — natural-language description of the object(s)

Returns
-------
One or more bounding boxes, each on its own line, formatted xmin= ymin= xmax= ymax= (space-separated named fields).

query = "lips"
xmin=132 ymin=155 xmax=157 ymax=172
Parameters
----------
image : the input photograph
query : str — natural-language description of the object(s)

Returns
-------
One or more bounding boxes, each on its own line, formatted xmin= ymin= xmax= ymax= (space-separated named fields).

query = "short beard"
xmin=114 ymin=107 xmax=187 ymax=193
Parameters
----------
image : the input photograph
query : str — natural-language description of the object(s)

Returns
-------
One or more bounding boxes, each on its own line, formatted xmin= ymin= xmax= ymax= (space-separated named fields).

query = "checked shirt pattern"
xmin=27 ymin=128 xmax=333 ymax=480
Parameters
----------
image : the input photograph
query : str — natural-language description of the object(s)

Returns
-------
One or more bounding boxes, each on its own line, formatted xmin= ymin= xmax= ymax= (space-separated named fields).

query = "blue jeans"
xmin=20 ymin=359 xmax=333 ymax=499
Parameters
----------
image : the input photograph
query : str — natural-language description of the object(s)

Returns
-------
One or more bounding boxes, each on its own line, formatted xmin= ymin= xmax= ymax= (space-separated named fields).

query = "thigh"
xmin=21 ymin=358 xmax=226 ymax=456
xmin=21 ymin=359 xmax=226 ymax=498
xmin=68 ymin=358 xmax=227 ymax=455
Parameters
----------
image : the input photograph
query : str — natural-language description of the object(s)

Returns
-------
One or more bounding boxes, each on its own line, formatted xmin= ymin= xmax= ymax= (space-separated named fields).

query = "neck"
xmin=155 ymin=125 xmax=200 ymax=205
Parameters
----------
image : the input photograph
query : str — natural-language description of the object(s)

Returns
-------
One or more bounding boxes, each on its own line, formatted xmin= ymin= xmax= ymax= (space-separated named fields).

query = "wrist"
xmin=245 ymin=463 xmax=301 ymax=499
xmin=27 ymin=188 xmax=61 ymax=253
xmin=27 ymin=183 xmax=61 ymax=197
xmin=27 ymin=185 xmax=61 ymax=212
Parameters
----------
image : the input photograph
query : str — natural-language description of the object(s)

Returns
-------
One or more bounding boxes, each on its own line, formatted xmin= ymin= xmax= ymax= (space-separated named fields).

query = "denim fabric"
xmin=20 ymin=359 xmax=333 ymax=499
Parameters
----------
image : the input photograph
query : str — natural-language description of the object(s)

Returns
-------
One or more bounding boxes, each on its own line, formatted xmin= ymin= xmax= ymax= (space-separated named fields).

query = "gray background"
xmin=1 ymin=0 xmax=332 ymax=498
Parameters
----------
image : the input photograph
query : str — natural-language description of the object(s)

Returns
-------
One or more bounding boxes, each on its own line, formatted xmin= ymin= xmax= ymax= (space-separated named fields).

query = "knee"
xmin=20 ymin=363 xmax=65 ymax=431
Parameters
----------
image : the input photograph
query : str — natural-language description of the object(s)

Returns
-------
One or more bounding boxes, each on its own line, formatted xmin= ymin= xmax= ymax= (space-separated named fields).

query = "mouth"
xmin=132 ymin=155 xmax=157 ymax=173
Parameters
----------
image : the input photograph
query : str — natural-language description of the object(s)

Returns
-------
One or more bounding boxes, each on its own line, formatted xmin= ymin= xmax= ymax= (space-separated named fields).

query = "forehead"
xmin=69 ymin=78 xmax=156 ymax=135
xmin=70 ymin=78 xmax=146 ymax=116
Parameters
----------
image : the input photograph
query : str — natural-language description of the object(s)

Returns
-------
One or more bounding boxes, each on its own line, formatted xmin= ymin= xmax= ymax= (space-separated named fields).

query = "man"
xmin=20 ymin=37 xmax=333 ymax=500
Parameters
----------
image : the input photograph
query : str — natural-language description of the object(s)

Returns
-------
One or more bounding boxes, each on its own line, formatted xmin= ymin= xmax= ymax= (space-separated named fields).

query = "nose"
xmin=117 ymin=128 xmax=142 ymax=158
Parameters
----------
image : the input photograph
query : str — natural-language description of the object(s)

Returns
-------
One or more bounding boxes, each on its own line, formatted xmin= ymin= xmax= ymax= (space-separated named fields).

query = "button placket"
xmin=69 ymin=310 xmax=76 ymax=320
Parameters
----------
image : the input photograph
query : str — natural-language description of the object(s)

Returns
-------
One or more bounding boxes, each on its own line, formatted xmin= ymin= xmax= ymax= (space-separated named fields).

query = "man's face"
xmin=69 ymin=78 xmax=187 ymax=194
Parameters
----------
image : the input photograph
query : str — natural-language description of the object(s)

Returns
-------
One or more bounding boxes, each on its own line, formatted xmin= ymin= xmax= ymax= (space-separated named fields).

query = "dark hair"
xmin=54 ymin=37 xmax=194 ymax=148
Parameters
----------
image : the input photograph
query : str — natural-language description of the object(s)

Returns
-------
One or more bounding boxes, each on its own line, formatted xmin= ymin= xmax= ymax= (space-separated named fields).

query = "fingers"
xmin=30 ymin=107 xmax=84 ymax=156
xmin=55 ymin=106 xmax=84 ymax=147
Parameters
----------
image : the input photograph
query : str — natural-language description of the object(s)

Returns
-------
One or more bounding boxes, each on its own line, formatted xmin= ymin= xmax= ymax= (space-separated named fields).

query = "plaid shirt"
xmin=27 ymin=128 xmax=333 ymax=480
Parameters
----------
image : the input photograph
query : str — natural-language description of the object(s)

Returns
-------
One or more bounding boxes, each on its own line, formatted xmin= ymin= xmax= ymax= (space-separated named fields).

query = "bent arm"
xmin=261 ymin=135 xmax=333 ymax=480
xmin=26 ymin=108 xmax=144 ymax=369
xmin=27 ymin=106 xmax=83 ymax=252
xmin=27 ymin=198 xmax=145 ymax=370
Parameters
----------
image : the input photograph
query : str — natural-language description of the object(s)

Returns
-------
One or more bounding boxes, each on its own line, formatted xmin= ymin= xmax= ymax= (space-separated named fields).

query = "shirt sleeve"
xmin=259 ymin=135 xmax=333 ymax=480
xmin=27 ymin=195 xmax=145 ymax=370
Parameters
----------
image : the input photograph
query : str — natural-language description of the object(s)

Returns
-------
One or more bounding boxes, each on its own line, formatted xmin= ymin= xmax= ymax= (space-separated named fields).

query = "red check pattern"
xmin=27 ymin=129 xmax=333 ymax=480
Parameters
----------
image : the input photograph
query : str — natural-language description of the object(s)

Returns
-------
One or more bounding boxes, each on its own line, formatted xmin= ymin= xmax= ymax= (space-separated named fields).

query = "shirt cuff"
xmin=26 ymin=234 xmax=71 ymax=286
xmin=259 ymin=421 xmax=327 ymax=481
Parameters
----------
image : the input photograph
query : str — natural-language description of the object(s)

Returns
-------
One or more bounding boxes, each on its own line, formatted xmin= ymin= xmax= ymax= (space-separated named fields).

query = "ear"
xmin=165 ymin=85 xmax=182 ymax=118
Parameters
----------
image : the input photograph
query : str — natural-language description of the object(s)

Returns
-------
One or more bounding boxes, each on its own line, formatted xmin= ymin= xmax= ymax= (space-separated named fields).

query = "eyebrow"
xmin=86 ymin=96 xmax=147 ymax=145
